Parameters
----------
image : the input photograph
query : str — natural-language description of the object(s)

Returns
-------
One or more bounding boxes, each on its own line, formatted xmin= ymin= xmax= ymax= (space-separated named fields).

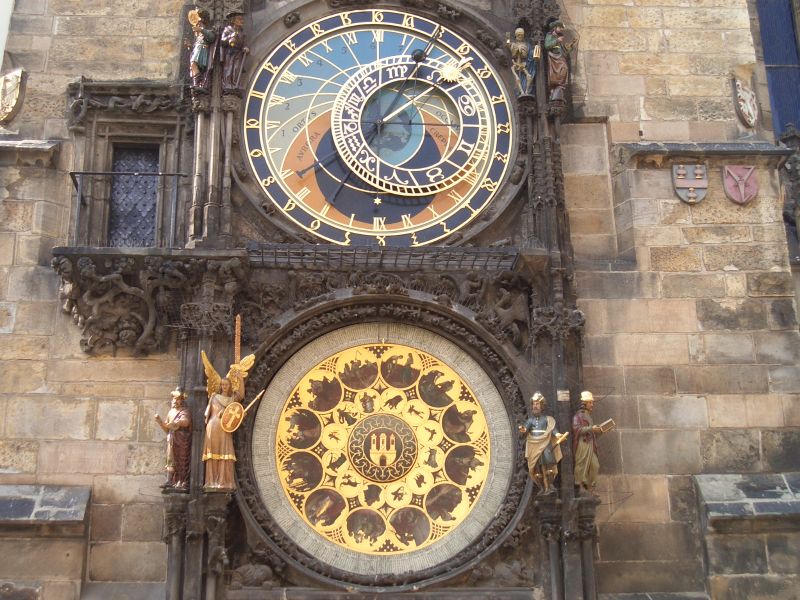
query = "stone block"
xmin=633 ymin=226 xmax=683 ymax=247
xmin=7 ymin=397 xmax=93 ymax=440
xmin=614 ymin=334 xmax=689 ymax=366
xmin=662 ymin=273 xmax=726 ymax=298
xmin=709 ymin=574 xmax=800 ymax=600
xmin=569 ymin=209 xmax=615 ymax=236
xmin=642 ymin=97 xmax=698 ymax=121
xmin=639 ymin=121 xmax=691 ymax=141
xmin=624 ymin=366 xmax=677 ymax=394
xmin=650 ymin=247 xmax=702 ymax=272
xmin=43 ymin=581 xmax=80 ymax=599
xmin=668 ymin=475 xmax=698 ymax=523
xmin=595 ymin=475 xmax=669 ymax=524
xmin=585 ymin=335 xmax=616 ymax=366
xmin=14 ymin=0 xmax=47 ymax=14
xmin=681 ymin=225 xmax=751 ymax=244
xmin=661 ymin=200 xmax=692 ymax=225
xmin=638 ymin=395 xmax=708 ymax=429
xmin=576 ymin=271 xmax=660 ymax=299
xmin=598 ymin=430 xmax=623 ymax=475
xmin=6 ymin=267 xmax=59 ymax=301
xmin=88 ymin=542 xmax=166 ymax=582
xmin=690 ymin=195 xmax=781 ymax=225
xmin=599 ymin=522 xmax=698 ymax=562
xmin=769 ymin=366 xmax=800 ymax=393
xmin=38 ymin=441 xmax=127 ymax=475
xmin=2 ymin=334 xmax=50 ymax=360
xmin=121 ymin=504 xmax=163 ymax=542
xmin=706 ymin=534 xmax=768 ymax=575
xmin=701 ymin=429 xmax=761 ymax=473
xmin=688 ymin=333 xmax=755 ymax=364
xmin=725 ymin=273 xmax=747 ymax=297
xmin=621 ymin=430 xmax=701 ymax=474
xmin=676 ymin=365 xmax=768 ymax=394
xmin=0 ymin=233 xmax=14 ymax=266
xmin=47 ymin=358 xmax=180 ymax=383
xmin=561 ymin=145 xmax=609 ymax=175
xmin=561 ymin=123 xmax=607 ymax=147
xmin=704 ymin=244 xmax=788 ymax=272
xmin=766 ymin=533 xmax=800 ymax=574
xmin=593 ymin=394 xmax=639 ymax=429
xmin=572 ymin=234 xmax=618 ymax=260
xmin=783 ymin=395 xmax=800 ymax=426
xmin=95 ymin=401 xmax=138 ymax=441
xmin=632 ymin=198 xmax=661 ymax=226
xmin=0 ymin=440 xmax=38 ymax=474
xmin=90 ymin=504 xmax=121 ymax=541
xmin=705 ymin=394 xmax=750 ymax=427
xmin=582 ymin=6 xmax=629 ymax=28
xmin=697 ymin=298 xmax=767 ymax=331
xmin=752 ymin=225 xmax=787 ymax=243
xmin=0 ymin=538 xmax=85 ymax=579
xmin=31 ymin=201 xmax=65 ymax=238
xmin=755 ymin=331 xmax=800 ymax=365
xmin=666 ymin=75 xmax=729 ymax=98
xmin=91 ymin=475 xmax=163 ymax=505
xmin=588 ymin=75 xmax=646 ymax=96
xmin=744 ymin=395 xmax=784 ymax=427
xmin=16 ymin=234 xmax=59 ymax=266
xmin=0 ymin=201 xmax=33 ymax=232
xmin=137 ymin=399 xmax=167 ymax=443
xmin=619 ymin=52 xmax=692 ymax=76
xmin=59 ymin=382 xmax=145 ymax=398
xmin=0 ymin=302 xmax=17 ymax=332
xmin=125 ymin=443 xmax=164 ymax=475
xmin=595 ymin=559 xmax=704 ymax=594
xmin=767 ymin=298 xmax=798 ymax=330
xmin=12 ymin=302 xmax=57 ymax=334
xmin=581 ymin=28 xmax=653 ymax=53
xmin=564 ymin=174 xmax=613 ymax=210
xmin=0 ymin=360 xmax=47 ymax=393
xmin=583 ymin=367 xmax=625 ymax=395
xmin=761 ymin=430 xmax=800 ymax=472
xmin=747 ymin=272 xmax=794 ymax=297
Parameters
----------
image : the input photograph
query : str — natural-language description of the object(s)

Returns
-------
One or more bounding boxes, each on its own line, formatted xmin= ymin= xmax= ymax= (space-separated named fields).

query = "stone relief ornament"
xmin=572 ymin=391 xmax=615 ymax=495
xmin=0 ymin=68 xmax=26 ymax=124
xmin=672 ymin=163 xmax=708 ymax=204
xmin=733 ymin=77 xmax=759 ymax=129
xmin=723 ymin=165 xmax=759 ymax=205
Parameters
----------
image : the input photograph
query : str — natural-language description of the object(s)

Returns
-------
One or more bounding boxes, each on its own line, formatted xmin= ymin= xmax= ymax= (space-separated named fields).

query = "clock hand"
xmin=381 ymin=86 xmax=435 ymax=124
xmin=330 ymin=124 xmax=383 ymax=204
xmin=296 ymin=123 xmax=377 ymax=177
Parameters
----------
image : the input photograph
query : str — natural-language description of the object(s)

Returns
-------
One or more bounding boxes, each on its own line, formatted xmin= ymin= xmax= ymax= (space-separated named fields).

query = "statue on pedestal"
xmin=519 ymin=392 xmax=566 ymax=494
xmin=544 ymin=19 xmax=577 ymax=102
xmin=188 ymin=8 xmax=216 ymax=91
xmin=155 ymin=387 xmax=192 ymax=490
xmin=220 ymin=11 xmax=249 ymax=92
xmin=506 ymin=27 xmax=538 ymax=96
xmin=572 ymin=391 xmax=615 ymax=494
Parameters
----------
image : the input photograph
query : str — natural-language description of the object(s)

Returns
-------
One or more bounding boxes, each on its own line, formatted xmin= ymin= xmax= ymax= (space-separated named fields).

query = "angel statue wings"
xmin=201 ymin=350 xmax=255 ymax=490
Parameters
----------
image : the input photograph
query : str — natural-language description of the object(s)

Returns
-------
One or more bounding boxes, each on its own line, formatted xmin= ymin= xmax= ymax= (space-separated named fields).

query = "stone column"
xmin=204 ymin=492 xmax=233 ymax=600
xmin=163 ymin=493 xmax=189 ymax=600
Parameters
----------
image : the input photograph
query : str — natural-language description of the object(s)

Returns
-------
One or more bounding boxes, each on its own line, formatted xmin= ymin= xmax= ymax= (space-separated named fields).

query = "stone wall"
xmin=563 ymin=0 xmax=759 ymax=143
xmin=1 ymin=1 xmax=186 ymax=596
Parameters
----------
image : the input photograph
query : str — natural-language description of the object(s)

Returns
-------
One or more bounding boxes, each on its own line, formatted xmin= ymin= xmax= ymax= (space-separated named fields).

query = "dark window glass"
xmin=108 ymin=146 xmax=158 ymax=247
xmin=756 ymin=0 xmax=800 ymax=136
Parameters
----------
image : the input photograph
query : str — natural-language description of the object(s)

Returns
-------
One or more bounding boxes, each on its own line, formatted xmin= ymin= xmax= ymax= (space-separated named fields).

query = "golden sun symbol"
xmin=439 ymin=57 xmax=473 ymax=83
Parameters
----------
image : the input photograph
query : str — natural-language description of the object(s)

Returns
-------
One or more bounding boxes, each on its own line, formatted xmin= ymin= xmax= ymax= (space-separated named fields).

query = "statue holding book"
xmin=572 ymin=390 xmax=615 ymax=494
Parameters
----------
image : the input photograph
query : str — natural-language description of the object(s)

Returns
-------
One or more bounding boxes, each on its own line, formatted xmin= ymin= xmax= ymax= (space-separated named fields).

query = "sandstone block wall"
xmin=1 ymin=1 xmax=186 ymax=596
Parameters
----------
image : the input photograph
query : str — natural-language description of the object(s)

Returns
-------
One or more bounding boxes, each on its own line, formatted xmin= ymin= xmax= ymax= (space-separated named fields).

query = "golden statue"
xmin=201 ymin=350 xmax=255 ymax=491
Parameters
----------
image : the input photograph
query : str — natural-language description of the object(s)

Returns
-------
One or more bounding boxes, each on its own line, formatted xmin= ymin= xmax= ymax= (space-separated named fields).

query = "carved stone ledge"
xmin=51 ymin=248 xmax=249 ymax=356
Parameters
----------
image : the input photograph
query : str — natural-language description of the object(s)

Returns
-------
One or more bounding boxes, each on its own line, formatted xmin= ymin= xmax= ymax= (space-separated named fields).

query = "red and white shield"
xmin=722 ymin=166 xmax=758 ymax=205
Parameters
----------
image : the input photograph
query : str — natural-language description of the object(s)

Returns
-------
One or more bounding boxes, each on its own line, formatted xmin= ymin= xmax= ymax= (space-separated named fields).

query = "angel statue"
xmin=201 ymin=350 xmax=255 ymax=490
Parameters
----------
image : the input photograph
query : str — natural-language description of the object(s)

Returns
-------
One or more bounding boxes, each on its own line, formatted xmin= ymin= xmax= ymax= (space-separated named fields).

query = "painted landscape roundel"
xmin=250 ymin=324 xmax=514 ymax=577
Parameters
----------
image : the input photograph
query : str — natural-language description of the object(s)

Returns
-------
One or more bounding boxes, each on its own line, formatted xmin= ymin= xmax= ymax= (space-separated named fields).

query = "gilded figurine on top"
xmin=572 ymin=390 xmax=615 ymax=494
xmin=155 ymin=386 xmax=192 ymax=491
xmin=519 ymin=392 xmax=567 ymax=494
xmin=188 ymin=8 xmax=216 ymax=91
xmin=220 ymin=10 xmax=249 ymax=92
xmin=506 ymin=27 xmax=539 ymax=96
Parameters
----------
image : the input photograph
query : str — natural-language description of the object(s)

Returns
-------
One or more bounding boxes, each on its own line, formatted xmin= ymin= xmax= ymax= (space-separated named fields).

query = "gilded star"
xmin=373 ymin=197 xmax=382 ymax=206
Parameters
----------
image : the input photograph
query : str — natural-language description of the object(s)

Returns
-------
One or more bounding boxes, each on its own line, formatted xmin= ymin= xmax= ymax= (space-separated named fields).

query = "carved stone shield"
xmin=220 ymin=401 xmax=246 ymax=433
xmin=0 ymin=68 xmax=26 ymax=124
xmin=723 ymin=166 xmax=758 ymax=205
xmin=733 ymin=77 xmax=758 ymax=129
xmin=672 ymin=164 xmax=708 ymax=204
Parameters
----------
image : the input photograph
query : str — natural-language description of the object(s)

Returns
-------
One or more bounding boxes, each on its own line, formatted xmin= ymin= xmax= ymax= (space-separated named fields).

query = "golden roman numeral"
xmin=344 ymin=31 xmax=357 ymax=45
xmin=318 ymin=204 xmax=331 ymax=218
xmin=298 ymin=53 xmax=312 ymax=67
xmin=497 ymin=122 xmax=511 ymax=134
xmin=246 ymin=118 xmax=260 ymax=128
xmin=261 ymin=63 xmax=278 ymax=75
xmin=269 ymin=94 xmax=287 ymax=107
xmin=426 ymin=206 xmax=440 ymax=218
xmin=280 ymin=71 xmax=297 ymax=84
xmin=296 ymin=187 xmax=311 ymax=201
xmin=372 ymin=30 xmax=384 ymax=43
xmin=373 ymin=217 xmax=387 ymax=231
xmin=249 ymin=90 xmax=266 ymax=100
xmin=401 ymin=214 xmax=413 ymax=227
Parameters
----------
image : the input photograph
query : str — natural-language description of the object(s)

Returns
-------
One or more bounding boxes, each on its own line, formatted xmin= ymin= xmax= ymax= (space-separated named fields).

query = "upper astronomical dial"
xmin=244 ymin=9 xmax=514 ymax=246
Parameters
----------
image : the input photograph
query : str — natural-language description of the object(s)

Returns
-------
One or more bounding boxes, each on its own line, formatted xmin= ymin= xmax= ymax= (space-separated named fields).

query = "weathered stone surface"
xmin=662 ymin=273 xmax=726 ymax=298
xmin=599 ymin=522 xmax=698 ymax=562
xmin=755 ymin=332 xmax=800 ymax=365
xmin=690 ymin=196 xmax=781 ymax=225
xmin=650 ymin=247 xmax=702 ymax=271
xmin=767 ymin=533 xmax=800 ymax=574
xmin=614 ymin=334 xmax=689 ymax=365
xmin=767 ymin=299 xmax=798 ymax=330
xmin=621 ymin=430 xmax=701 ymax=474
xmin=639 ymin=396 xmax=708 ymax=428
xmin=747 ymin=272 xmax=794 ymax=297
xmin=769 ymin=366 xmax=800 ymax=393
xmin=89 ymin=542 xmax=166 ymax=581
xmin=596 ymin=559 xmax=705 ymax=594
xmin=706 ymin=534 xmax=768 ymax=575
xmin=761 ymin=430 xmax=800 ymax=472
xmin=703 ymin=245 xmax=788 ymax=272
xmin=689 ymin=333 xmax=755 ymax=364
xmin=576 ymin=271 xmax=660 ymax=299
xmin=676 ymin=365 xmax=769 ymax=394
xmin=709 ymin=574 xmax=800 ymax=600
xmin=6 ymin=266 xmax=59 ymax=301
xmin=725 ymin=272 xmax=747 ymax=298
xmin=6 ymin=397 xmax=94 ymax=440
xmin=565 ymin=174 xmax=614 ymax=210
xmin=697 ymin=299 xmax=767 ymax=331
xmin=596 ymin=475 xmax=669 ymax=523
xmin=669 ymin=475 xmax=699 ymax=523
xmin=682 ymin=226 xmax=751 ymax=244
xmin=0 ymin=440 xmax=38 ymax=474
xmin=12 ymin=301 xmax=57 ymax=334
xmin=624 ymin=366 xmax=677 ymax=394
xmin=125 ymin=443 xmax=163 ymax=476
xmin=0 ymin=301 xmax=17 ymax=332
xmin=584 ymin=366 xmax=625 ymax=395
xmin=701 ymin=429 xmax=761 ymax=473
xmin=0 ymin=538 xmax=84 ymax=579
xmin=121 ymin=504 xmax=163 ymax=542
xmin=38 ymin=441 xmax=127 ymax=475
xmin=91 ymin=475 xmax=163 ymax=505
xmin=47 ymin=359 xmax=180 ymax=383
xmin=593 ymin=394 xmax=640 ymax=429
xmin=599 ymin=430 xmax=623 ymax=475
xmin=95 ymin=401 xmax=137 ymax=441
xmin=90 ymin=504 xmax=121 ymax=541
